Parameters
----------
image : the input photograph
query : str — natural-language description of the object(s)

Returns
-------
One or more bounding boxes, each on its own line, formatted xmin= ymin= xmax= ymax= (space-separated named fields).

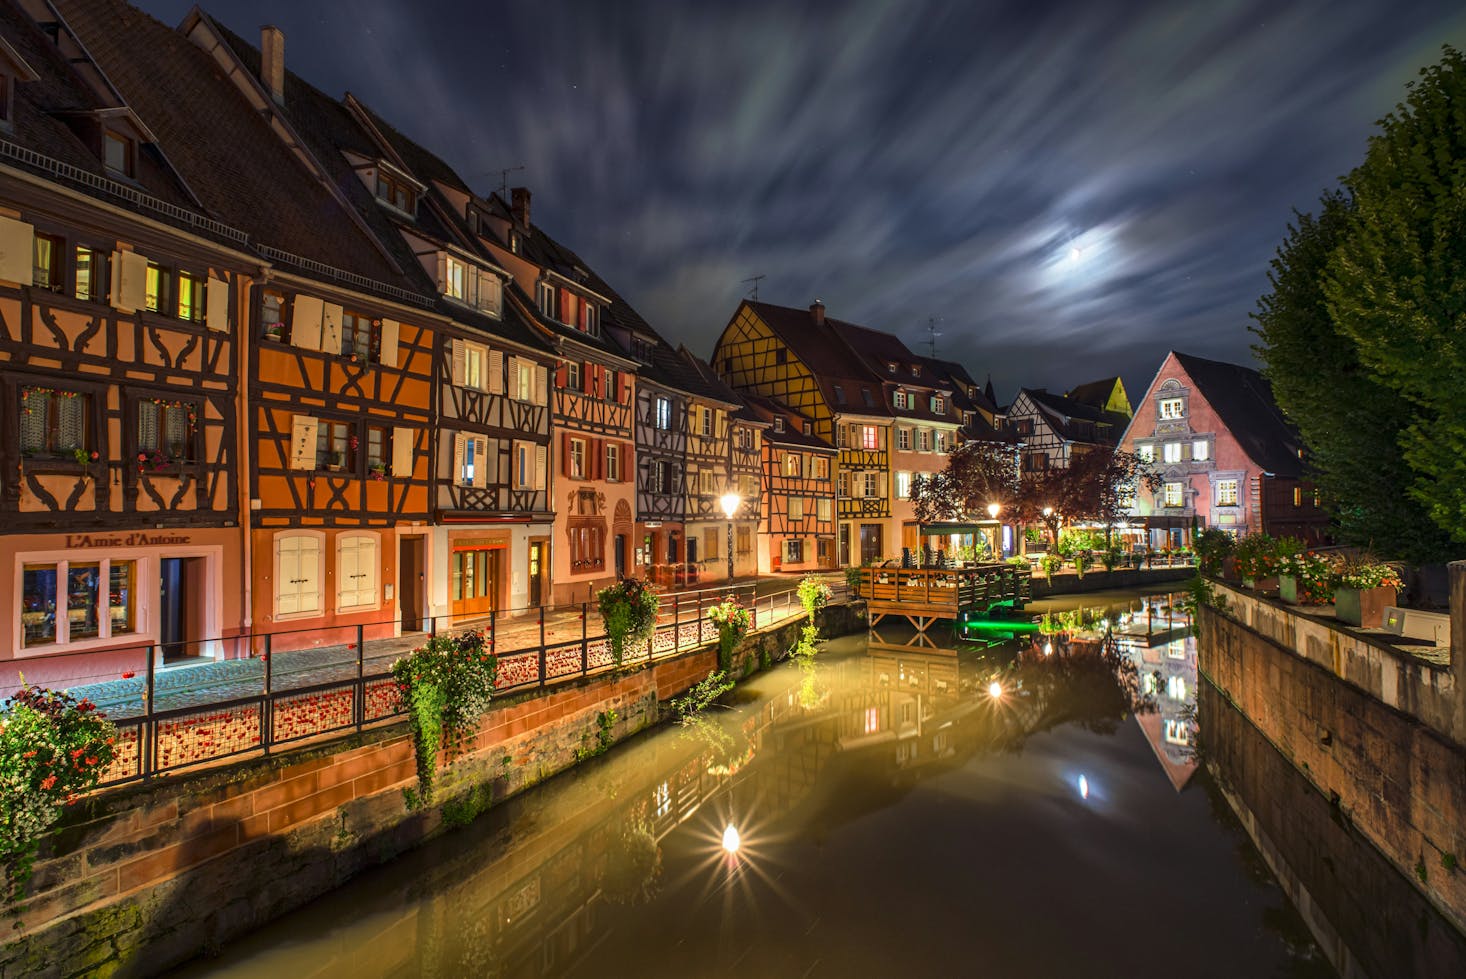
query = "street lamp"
xmin=719 ymin=492 xmax=741 ymax=588
xmin=986 ymin=502 xmax=1001 ymax=559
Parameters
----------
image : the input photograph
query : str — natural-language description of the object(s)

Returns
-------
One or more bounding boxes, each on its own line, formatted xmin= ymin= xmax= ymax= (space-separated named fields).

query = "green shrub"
xmin=597 ymin=578 xmax=660 ymax=666
xmin=392 ymin=630 xmax=497 ymax=806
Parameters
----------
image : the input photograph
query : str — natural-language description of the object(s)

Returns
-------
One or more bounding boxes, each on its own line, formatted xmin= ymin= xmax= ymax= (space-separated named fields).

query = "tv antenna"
xmin=742 ymin=274 xmax=765 ymax=301
xmin=925 ymin=317 xmax=943 ymax=358
xmin=496 ymin=165 xmax=526 ymax=198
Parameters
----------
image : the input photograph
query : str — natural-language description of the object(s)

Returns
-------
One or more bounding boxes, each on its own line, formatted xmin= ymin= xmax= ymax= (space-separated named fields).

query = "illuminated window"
xmin=74 ymin=246 xmax=106 ymax=302
xmin=813 ymin=458 xmax=829 ymax=479
xmin=1293 ymin=486 xmax=1302 ymax=507
xmin=1137 ymin=443 xmax=1154 ymax=461
xmin=1163 ymin=442 xmax=1182 ymax=463
xmin=144 ymin=262 xmax=168 ymax=313
xmin=1217 ymin=479 xmax=1239 ymax=506
xmin=894 ymin=391 xmax=908 ymax=409
xmin=931 ymin=395 xmax=944 ymax=413
xmin=784 ymin=453 xmax=801 ymax=478
xmin=1192 ymin=439 xmax=1209 ymax=461
xmin=1167 ymin=675 xmax=1187 ymax=701
xmin=176 ymin=271 xmax=205 ymax=322
xmin=816 ymin=498 xmax=831 ymax=521
xmin=862 ymin=426 xmax=878 ymax=450
xmin=32 ymin=233 xmax=62 ymax=291
xmin=1163 ymin=719 xmax=1190 ymax=746
xmin=1163 ymin=482 xmax=1184 ymax=507
xmin=789 ymin=497 xmax=804 ymax=520
xmin=935 ymin=431 xmax=947 ymax=453
xmin=1159 ymin=398 xmax=1184 ymax=420
xmin=443 ymin=255 xmax=467 ymax=301
xmin=896 ymin=471 xmax=911 ymax=498
xmin=864 ymin=707 xmax=880 ymax=734
xmin=655 ymin=396 xmax=672 ymax=431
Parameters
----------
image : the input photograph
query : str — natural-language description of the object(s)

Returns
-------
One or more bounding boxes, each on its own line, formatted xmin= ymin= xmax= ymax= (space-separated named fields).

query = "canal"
xmin=170 ymin=589 xmax=1466 ymax=978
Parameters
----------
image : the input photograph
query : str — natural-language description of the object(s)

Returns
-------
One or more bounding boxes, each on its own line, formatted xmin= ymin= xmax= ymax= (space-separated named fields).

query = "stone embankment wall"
xmin=1199 ymin=575 xmax=1466 ymax=936
xmin=0 ymin=603 xmax=864 ymax=979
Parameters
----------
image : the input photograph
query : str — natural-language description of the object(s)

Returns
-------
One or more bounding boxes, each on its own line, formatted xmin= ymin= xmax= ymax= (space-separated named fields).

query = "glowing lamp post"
xmin=719 ymin=492 xmax=741 ymax=588
xmin=986 ymin=502 xmax=1001 ymax=559
xmin=722 ymin=823 xmax=741 ymax=854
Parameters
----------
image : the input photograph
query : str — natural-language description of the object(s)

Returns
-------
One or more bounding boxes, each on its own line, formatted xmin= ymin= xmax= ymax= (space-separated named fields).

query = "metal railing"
xmin=3 ymin=578 xmax=845 ymax=790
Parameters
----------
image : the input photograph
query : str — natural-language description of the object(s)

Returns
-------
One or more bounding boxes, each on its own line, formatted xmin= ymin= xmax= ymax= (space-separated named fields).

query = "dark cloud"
xmin=137 ymin=0 xmax=1466 ymax=402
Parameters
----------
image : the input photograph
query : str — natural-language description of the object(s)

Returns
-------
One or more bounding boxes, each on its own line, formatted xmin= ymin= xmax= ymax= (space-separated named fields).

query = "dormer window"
xmin=862 ymin=388 xmax=875 ymax=408
xmin=375 ymin=170 xmax=416 ymax=214
xmin=104 ymin=131 xmax=134 ymax=178
xmin=887 ymin=361 xmax=897 ymax=373
xmin=444 ymin=255 xmax=467 ymax=302
xmin=931 ymin=395 xmax=945 ymax=413
xmin=910 ymin=364 xmax=921 ymax=378
xmin=803 ymin=421 xmax=812 ymax=435
xmin=536 ymin=281 xmax=557 ymax=320
xmin=509 ymin=231 xmax=521 ymax=254
xmin=833 ymin=385 xmax=846 ymax=404
xmin=894 ymin=390 xmax=908 ymax=410
xmin=434 ymin=253 xmax=501 ymax=315
xmin=772 ymin=417 xmax=785 ymax=433
xmin=0 ymin=74 xmax=10 ymax=128
xmin=583 ymin=302 xmax=599 ymax=336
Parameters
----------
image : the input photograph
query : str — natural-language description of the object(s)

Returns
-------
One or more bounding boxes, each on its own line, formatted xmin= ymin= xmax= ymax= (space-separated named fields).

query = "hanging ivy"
xmin=597 ymin=578 xmax=660 ymax=667
xmin=391 ymin=629 xmax=497 ymax=808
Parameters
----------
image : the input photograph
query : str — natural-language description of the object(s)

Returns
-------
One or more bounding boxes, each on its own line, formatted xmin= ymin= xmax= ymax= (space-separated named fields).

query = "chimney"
xmin=260 ymin=26 xmax=285 ymax=105
xmin=810 ymin=299 xmax=825 ymax=325
xmin=511 ymin=186 xmax=532 ymax=229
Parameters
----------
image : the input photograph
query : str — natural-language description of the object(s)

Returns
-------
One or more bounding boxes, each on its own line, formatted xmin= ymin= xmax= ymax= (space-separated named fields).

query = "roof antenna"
xmin=496 ymin=165 xmax=525 ymax=199
xmin=926 ymin=316 xmax=942 ymax=358
xmin=742 ymin=274 xmax=765 ymax=301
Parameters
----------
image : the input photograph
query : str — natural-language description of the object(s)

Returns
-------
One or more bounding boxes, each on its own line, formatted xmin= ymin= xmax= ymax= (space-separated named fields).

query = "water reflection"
xmin=177 ymin=590 xmax=1345 ymax=979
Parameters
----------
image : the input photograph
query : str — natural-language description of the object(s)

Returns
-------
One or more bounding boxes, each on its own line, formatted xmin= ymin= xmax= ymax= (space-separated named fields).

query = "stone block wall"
xmin=1199 ymin=598 xmax=1466 ymax=936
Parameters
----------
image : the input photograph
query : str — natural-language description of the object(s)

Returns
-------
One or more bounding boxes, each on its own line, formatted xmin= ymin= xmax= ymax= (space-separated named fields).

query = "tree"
xmin=1252 ymin=192 xmax=1448 ymax=560
xmin=910 ymin=440 xmax=1017 ymax=524
xmin=1321 ymin=45 xmax=1466 ymax=550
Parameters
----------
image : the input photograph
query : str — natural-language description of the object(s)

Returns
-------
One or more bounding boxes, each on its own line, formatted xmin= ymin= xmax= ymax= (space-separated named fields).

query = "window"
xmin=32 ymin=233 xmax=62 ymax=292
xmin=784 ymin=453 xmax=801 ymax=478
xmin=144 ymin=262 xmax=168 ymax=313
xmin=1137 ymin=443 xmax=1155 ymax=461
xmin=584 ymin=303 xmax=599 ymax=335
xmin=1217 ymin=479 xmax=1239 ymax=506
xmin=775 ymin=348 xmax=787 ymax=365
xmin=444 ymin=255 xmax=467 ymax=302
xmin=785 ymin=539 xmax=804 ymax=563
xmin=918 ymin=429 xmax=931 ymax=451
xmin=1163 ymin=719 xmax=1190 ymax=746
xmin=655 ymin=396 xmax=672 ymax=431
xmin=366 ymin=425 xmax=387 ymax=474
xmin=1167 ymin=675 xmax=1187 ymax=701
xmin=61 ymin=565 xmax=99 ymax=639
xmin=536 ymin=281 xmax=557 ymax=320
xmin=1293 ymin=486 xmax=1302 ymax=507
xmin=1163 ymin=442 xmax=1182 ymax=463
xmin=700 ymin=407 xmax=713 ymax=437
xmin=1164 ymin=482 xmax=1184 ymax=507
xmin=814 ymin=457 xmax=829 ymax=479
xmin=570 ymin=437 xmax=586 ymax=479
xmin=737 ymin=527 xmax=752 ymax=554
xmin=862 ymin=426 xmax=878 ymax=450
xmin=1159 ymin=398 xmax=1184 ymax=420
xmin=137 ymin=398 xmax=195 ymax=463
xmin=341 ymin=310 xmax=374 ymax=360
xmin=514 ymin=358 xmax=534 ymax=401
xmin=316 ymin=420 xmax=353 ymax=470
xmin=20 ymin=558 xmax=138 ymax=648
xmin=464 ymin=344 xmax=484 ymax=389
xmin=515 ymin=441 xmax=537 ymax=490
xmin=20 ymin=387 xmax=88 ymax=459
xmin=375 ymin=170 xmax=416 ymax=213
xmin=604 ymin=368 xmax=620 ymax=403
xmin=1192 ymin=439 xmax=1209 ymax=462
xmin=704 ymin=528 xmax=720 ymax=560
xmin=772 ymin=416 xmax=785 ymax=433
xmin=934 ymin=432 xmax=947 ymax=453
xmin=260 ymin=289 xmax=287 ymax=342
xmin=897 ymin=428 xmax=911 ymax=450
xmin=276 ymin=534 xmax=322 ymax=617
xmin=789 ymin=497 xmax=805 ymax=520
xmin=104 ymin=131 xmax=134 ymax=177
xmin=74 ymin=246 xmax=106 ymax=302
xmin=931 ymin=396 xmax=944 ymax=413
xmin=802 ymin=421 xmax=811 ymax=436
xmin=887 ymin=361 xmax=898 ymax=373
xmin=22 ymin=564 xmax=58 ymax=647
xmin=910 ymin=364 xmax=921 ymax=377
xmin=862 ymin=471 xmax=880 ymax=497
xmin=459 ymin=436 xmax=479 ymax=486
xmin=862 ymin=388 xmax=874 ymax=407
xmin=337 ymin=535 xmax=378 ymax=610
xmin=816 ymin=498 xmax=831 ymax=521
xmin=606 ymin=443 xmax=621 ymax=482
xmin=894 ymin=391 xmax=908 ymax=409
xmin=566 ymin=362 xmax=581 ymax=391
xmin=833 ymin=385 xmax=846 ymax=404
xmin=896 ymin=471 xmax=911 ymax=499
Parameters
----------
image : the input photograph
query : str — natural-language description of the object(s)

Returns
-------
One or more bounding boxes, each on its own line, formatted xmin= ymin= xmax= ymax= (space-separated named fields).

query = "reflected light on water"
xmin=721 ymin=823 xmax=741 ymax=854
xmin=988 ymin=680 xmax=1004 ymax=700
xmin=1043 ymin=641 xmax=1053 ymax=656
xmin=1078 ymin=774 xmax=1090 ymax=800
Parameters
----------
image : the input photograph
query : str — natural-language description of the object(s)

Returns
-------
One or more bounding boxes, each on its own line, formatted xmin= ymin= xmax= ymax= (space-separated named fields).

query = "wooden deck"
xmin=855 ymin=565 xmax=1032 ymax=631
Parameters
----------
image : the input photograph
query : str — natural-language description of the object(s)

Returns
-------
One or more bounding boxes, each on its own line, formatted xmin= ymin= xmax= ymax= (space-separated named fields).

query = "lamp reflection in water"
xmin=1078 ymin=774 xmax=1090 ymax=800
xmin=987 ymin=680 xmax=1004 ymax=700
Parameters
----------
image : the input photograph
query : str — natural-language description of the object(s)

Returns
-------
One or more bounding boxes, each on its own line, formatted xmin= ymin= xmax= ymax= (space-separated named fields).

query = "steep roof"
xmin=737 ymin=393 xmax=834 ymax=450
xmin=742 ymin=301 xmax=890 ymax=416
xmin=1019 ymin=388 xmax=1129 ymax=447
xmin=1171 ymin=352 xmax=1305 ymax=477
xmin=1067 ymin=376 xmax=1132 ymax=418
xmin=678 ymin=346 xmax=748 ymax=407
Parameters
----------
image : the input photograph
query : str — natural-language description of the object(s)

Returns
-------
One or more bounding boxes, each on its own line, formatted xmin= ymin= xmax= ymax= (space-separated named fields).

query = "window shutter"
xmin=289 ymin=415 xmax=318 ymax=470
xmin=450 ymin=338 xmax=465 ymax=386
xmin=506 ymin=355 xmax=520 ymax=398
xmin=321 ymin=302 xmax=344 ymax=355
xmin=452 ymin=433 xmax=465 ymax=484
xmin=479 ymin=270 xmax=500 ymax=314
xmin=392 ymin=426 xmax=414 ymax=478
xmin=379 ymin=319 xmax=400 ymax=367
xmin=472 ymin=437 xmax=488 ymax=488
xmin=435 ymin=251 xmax=448 ymax=293
xmin=337 ymin=539 xmax=358 ymax=608
xmin=561 ymin=432 xmax=572 ymax=477
xmin=111 ymin=250 xmax=148 ymax=312
xmin=534 ymin=365 xmax=548 ymax=406
xmin=292 ymin=295 xmax=324 ymax=351
xmin=0 ymin=216 xmax=34 ymax=285
xmin=592 ymin=438 xmax=604 ymax=480
xmin=535 ymin=443 xmax=547 ymax=490
xmin=205 ymin=275 xmax=229 ymax=331
xmin=488 ymin=348 xmax=504 ymax=394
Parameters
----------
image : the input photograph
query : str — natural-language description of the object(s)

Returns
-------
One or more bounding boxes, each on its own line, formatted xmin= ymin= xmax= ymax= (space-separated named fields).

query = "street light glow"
xmin=721 ymin=823 xmax=741 ymax=854
xmin=719 ymin=492 xmax=741 ymax=519
xmin=1042 ymin=506 xmax=1053 ymax=517
xmin=988 ymin=680 xmax=1003 ymax=699
xmin=987 ymin=502 xmax=1001 ymax=519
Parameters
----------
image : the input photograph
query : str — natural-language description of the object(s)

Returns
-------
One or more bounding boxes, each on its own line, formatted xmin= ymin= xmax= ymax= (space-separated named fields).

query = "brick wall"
xmin=1198 ymin=596 xmax=1466 ymax=936
xmin=0 ymin=603 xmax=859 ymax=978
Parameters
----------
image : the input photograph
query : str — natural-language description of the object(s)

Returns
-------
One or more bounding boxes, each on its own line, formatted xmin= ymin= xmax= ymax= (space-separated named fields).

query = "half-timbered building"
xmin=740 ymin=396 xmax=835 ymax=573
xmin=0 ymin=5 xmax=250 ymax=678
xmin=630 ymin=343 xmax=692 ymax=586
xmin=674 ymin=347 xmax=752 ymax=583
xmin=1005 ymin=386 xmax=1129 ymax=472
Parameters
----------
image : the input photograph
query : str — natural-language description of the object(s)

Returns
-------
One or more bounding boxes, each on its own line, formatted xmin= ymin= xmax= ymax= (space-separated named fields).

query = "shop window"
xmin=22 ymin=564 xmax=57 ymax=647
xmin=20 ymin=558 xmax=137 ymax=647
xmin=137 ymin=398 xmax=196 ymax=464
xmin=19 ymin=386 xmax=88 ymax=460
xmin=109 ymin=561 xmax=135 ymax=636
xmin=785 ymin=539 xmax=804 ymax=563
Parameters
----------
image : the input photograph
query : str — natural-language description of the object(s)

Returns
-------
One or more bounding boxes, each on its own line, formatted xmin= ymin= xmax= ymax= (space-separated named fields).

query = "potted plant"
xmin=325 ymin=450 xmax=345 ymax=472
xmin=1192 ymin=528 xmax=1233 ymax=576
xmin=368 ymin=462 xmax=388 ymax=481
xmin=1332 ymin=557 xmax=1402 ymax=628
xmin=597 ymin=578 xmax=660 ymax=667
xmin=262 ymin=323 xmax=285 ymax=342
xmin=1278 ymin=552 xmax=1335 ymax=606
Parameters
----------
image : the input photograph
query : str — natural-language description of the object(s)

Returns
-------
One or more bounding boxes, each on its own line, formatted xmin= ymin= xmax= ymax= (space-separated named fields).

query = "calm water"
xmin=169 ymin=589 xmax=1444 ymax=978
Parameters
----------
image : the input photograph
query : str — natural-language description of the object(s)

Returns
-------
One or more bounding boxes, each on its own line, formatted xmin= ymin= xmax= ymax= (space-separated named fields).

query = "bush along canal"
xmin=149 ymin=587 xmax=1465 ymax=979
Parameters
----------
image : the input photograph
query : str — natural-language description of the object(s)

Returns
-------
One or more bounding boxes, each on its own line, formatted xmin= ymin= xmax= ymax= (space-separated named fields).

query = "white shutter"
xmin=338 ymin=536 xmax=377 ymax=609
xmin=452 ymin=432 xmax=466 ymax=485
xmin=535 ymin=443 xmax=547 ymax=491
xmin=205 ymin=275 xmax=229 ymax=332
xmin=321 ymin=302 xmax=344 ymax=355
xmin=479 ymin=271 xmax=501 ymax=315
xmin=507 ymin=355 xmax=520 ymax=399
xmin=111 ymin=250 xmax=148 ymax=312
xmin=276 ymin=537 xmax=300 ymax=615
xmin=435 ymin=252 xmax=448 ymax=293
xmin=392 ymin=426 xmax=414 ymax=478
xmin=0 ymin=216 xmax=34 ymax=285
xmin=297 ymin=537 xmax=321 ymax=613
xmin=534 ymin=364 xmax=548 ymax=406
xmin=450 ymin=338 xmax=465 ymax=386
xmin=289 ymin=415 xmax=318 ymax=470
xmin=472 ymin=436 xmax=488 ymax=488
xmin=488 ymin=348 xmax=504 ymax=394
xmin=292 ymin=295 xmax=324 ymax=351
xmin=378 ymin=319 xmax=400 ymax=368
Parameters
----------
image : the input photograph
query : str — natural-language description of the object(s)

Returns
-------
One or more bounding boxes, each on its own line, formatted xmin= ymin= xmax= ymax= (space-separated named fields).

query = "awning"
xmin=918 ymin=521 xmax=998 ymax=536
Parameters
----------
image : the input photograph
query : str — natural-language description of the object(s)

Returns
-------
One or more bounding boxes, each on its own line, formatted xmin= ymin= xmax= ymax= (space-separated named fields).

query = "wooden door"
xmin=528 ymin=540 xmax=547 ymax=607
xmin=451 ymin=546 xmax=499 ymax=619
xmin=399 ymin=536 xmax=424 ymax=631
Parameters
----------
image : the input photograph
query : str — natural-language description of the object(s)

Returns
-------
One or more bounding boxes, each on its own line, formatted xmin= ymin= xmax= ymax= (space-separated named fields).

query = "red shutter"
xmin=620 ymin=440 xmax=628 ymax=482
xmin=592 ymin=364 xmax=603 ymax=398
xmin=555 ymin=362 xmax=567 ymax=389
xmin=561 ymin=432 xmax=571 ymax=477
xmin=621 ymin=374 xmax=632 ymax=405
xmin=593 ymin=438 xmax=605 ymax=480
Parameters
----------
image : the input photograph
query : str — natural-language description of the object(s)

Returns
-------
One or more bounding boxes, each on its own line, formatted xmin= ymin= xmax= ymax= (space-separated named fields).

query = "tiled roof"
xmin=1171 ymin=352 xmax=1305 ymax=477
xmin=1067 ymin=376 xmax=1120 ymax=407
xmin=1020 ymin=388 xmax=1129 ymax=447
xmin=742 ymin=301 xmax=890 ymax=416
xmin=678 ymin=346 xmax=748 ymax=407
xmin=737 ymin=393 xmax=834 ymax=450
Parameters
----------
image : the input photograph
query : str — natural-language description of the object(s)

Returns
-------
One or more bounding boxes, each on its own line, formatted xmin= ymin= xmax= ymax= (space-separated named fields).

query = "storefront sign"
xmin=64 ymin=532 xmax=192 ymax=548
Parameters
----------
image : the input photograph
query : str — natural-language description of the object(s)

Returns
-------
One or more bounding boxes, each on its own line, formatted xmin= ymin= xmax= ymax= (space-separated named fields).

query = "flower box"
xmin=1279 ymin=573 xmax=1302 ymax=605
xmin=1334 ymin=586 xmax=1396 ymax=628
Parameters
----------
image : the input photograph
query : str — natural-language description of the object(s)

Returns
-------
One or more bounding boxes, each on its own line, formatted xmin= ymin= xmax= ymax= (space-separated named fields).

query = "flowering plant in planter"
xmin=1278 ymin=552 xmax=1335 ymax=605
xmin=1192 ymin=528 xmax=1234 ymax=576
xmin=597 ymin=578 xmax=660 ymax=667
xmin=368 ymin=462 xmax=389 ymax=481
xmin=792 ymin=575 xmax=832 ymax=660
xmin=1332 ymin=558 xmax=1403 ymax=591
xmin=707 ymin=598 xmax=752 ymax=672
xmin=391 ymin=629 xmax=496 ymax=807
xmin=1 ymin=685 xmax=118 ymax=898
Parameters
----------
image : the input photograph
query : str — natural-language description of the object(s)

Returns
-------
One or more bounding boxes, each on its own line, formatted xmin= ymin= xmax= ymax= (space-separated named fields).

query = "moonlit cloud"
xmin=138 ymin=0 xmax=1466 ymax=402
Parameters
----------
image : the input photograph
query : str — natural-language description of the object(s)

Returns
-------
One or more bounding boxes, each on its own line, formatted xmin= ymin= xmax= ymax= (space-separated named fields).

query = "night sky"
xmin=135 ymin=0 xmax=1466 ymax=404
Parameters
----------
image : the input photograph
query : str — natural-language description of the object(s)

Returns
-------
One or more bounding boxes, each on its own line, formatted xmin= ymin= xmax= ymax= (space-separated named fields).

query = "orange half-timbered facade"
xmin=742 ymin=398 xmax=836 ymax=573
